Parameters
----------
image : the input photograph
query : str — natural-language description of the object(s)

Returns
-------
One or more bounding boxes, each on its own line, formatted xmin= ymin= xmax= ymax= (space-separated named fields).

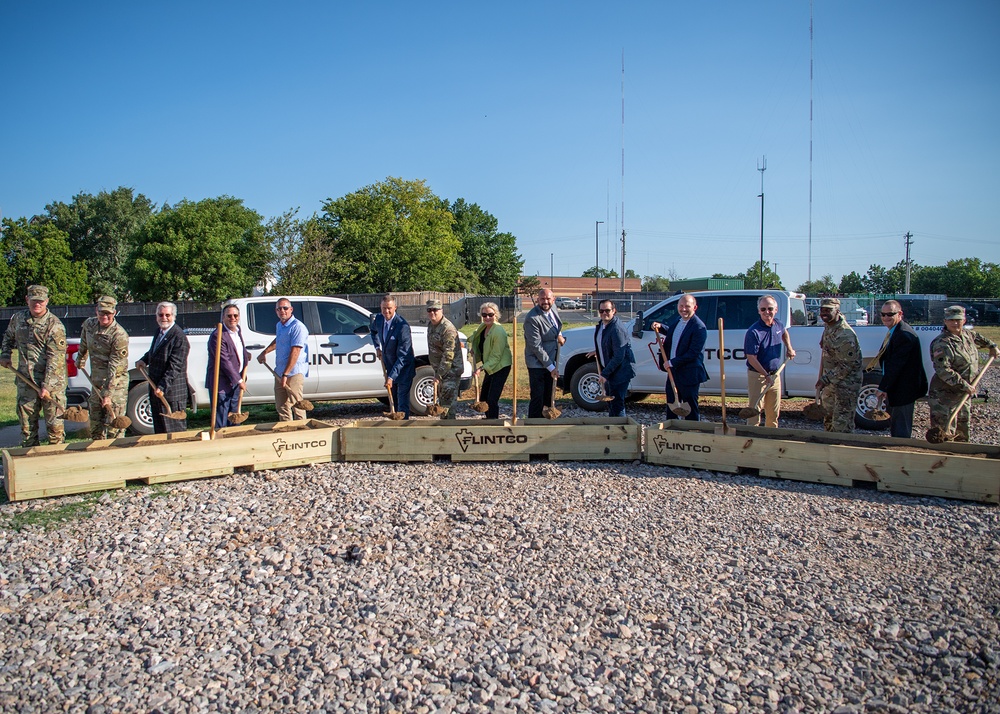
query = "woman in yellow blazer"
xmin=468 ymin=302 xmax=513 ymax=419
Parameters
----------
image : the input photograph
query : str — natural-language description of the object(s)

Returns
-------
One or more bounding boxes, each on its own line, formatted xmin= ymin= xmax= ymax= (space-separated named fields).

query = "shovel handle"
xmin=5 ymin=365 xmax=45 ymax=397
xmin=137 ymin=364 xmax=176 ymax=414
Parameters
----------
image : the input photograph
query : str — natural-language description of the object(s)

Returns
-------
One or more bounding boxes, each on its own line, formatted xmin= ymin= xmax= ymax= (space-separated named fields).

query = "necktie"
xmin=866 ymin=328 xmax=893 ymax=372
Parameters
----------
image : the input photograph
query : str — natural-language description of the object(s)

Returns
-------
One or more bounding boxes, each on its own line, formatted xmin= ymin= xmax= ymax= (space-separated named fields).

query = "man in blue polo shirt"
xmin=257 ymin=298 xmax=310 ymax=421
xmin=744 ymin=294 xmax=795 ymax=427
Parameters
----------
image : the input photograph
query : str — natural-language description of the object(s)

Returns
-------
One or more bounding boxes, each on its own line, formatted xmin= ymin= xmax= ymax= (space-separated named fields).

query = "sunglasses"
xmin=880 ymin=311 xmax=898 ymax=317
xmin=276 ymin=306 xmax=292 ymax=311
xmin=598 ymin=309 xmax=613 ymax=314
xmin=481 ymin=312 xmax=495 ymax=318
xmin=426 ymin=308 xmax=441 ymax=313
xmin=759 ymin=307 xmax=775 ymax=312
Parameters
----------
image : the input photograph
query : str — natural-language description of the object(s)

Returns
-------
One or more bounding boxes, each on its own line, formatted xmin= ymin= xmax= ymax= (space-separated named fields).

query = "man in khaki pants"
xmin=744 ymin=295 xmax=795 ymax=427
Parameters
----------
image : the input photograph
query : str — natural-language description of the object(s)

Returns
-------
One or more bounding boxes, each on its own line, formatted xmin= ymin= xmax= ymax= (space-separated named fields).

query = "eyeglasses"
xmin=224 ymin=313 xmax=240 ymax=319
xmin=276 ymin=306 xmax=292 ymax=311
xmin=598 ymin=309 xmax=613 ymax=314
xmin=880 ymin=311 xmax=898 ymax=317
xmin=759 ymin=307 xmax=775 ymax=312
xmin=481 ymin=312 xmax=495 ymax=318
xmin=426 ymin=308 xmax=441 ymax=313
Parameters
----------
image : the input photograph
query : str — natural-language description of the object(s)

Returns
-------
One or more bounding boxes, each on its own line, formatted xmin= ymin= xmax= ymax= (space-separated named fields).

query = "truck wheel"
xmin=855 ymin=371 xmax=890 ymax=431
xmin=408 ymin=365 xmax=436 ymax=416
xmin=569 ymin=363 xmax=606 ymax=412
xmin=126 ymin=382 xmax=155 ymax=436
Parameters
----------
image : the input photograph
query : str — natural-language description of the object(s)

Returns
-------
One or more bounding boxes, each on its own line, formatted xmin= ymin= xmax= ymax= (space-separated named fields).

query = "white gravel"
xmin=1 ymin=368 xmax=998 ymax=713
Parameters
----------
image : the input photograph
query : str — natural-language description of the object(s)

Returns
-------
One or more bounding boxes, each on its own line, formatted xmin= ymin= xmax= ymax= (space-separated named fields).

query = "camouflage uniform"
xmin=78 ymin=298 xmax=130 ymax=439
xmin=928 ymin=328 xmax=996 ymax=442
xmin=818 ymin=313 xmax=862 ymax=433
xmin=0 ymin=289 xmax=68 ymax=447
xmin=427 ymin=314 xmax=463 ymax=419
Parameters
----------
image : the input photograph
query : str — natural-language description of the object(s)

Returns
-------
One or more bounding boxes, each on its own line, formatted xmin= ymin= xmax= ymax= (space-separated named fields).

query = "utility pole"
xmin=903 ymin=232 xmax=913 ymax=294
xmin=550 ymin=253 xmax=554 ymax=289
xmin=758 ymin=156 xmax=766 ymax=288
xmin=595 ymin=220 xmax=604 ymax=301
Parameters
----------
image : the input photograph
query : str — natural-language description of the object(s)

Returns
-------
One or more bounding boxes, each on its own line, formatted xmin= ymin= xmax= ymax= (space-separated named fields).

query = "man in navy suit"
xmin=137 ymin=301 xmax=190 ymax=433
xmin=371 ymin=295 xmax=415 ymax=418
xmin=206 ymin=302 xmax=251 ymax=429
xmin=651 ymin=294 xmax=709 ymax=421
xmin=873 ymin=300 xmax=928 ymax=438
xmin=591 ymin=300 xmax=635 ymax=417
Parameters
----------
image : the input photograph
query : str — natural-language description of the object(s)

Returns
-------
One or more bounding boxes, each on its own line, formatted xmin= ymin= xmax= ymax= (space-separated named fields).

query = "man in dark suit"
xmin=591 ymin=300 xmax=635 ymax=417
xmin=651 ymin=294 xmax=709 ymax=421
xmin=206 ymin=302 xmax=251 ymax=429
xmin=137 ymin=301 xmax=190 ymax=433
xmin=371 ymin=295 xmax=415 ymax=418
xmin=873 ymin=300 xmax=928 ymax=438
xmin=523 ymin=288 xmax=564 ymax=418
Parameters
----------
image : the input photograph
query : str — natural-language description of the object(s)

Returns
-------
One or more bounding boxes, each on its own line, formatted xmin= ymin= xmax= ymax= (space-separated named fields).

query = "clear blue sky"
xmin=3 ymin=1 xmax=998 ymax=292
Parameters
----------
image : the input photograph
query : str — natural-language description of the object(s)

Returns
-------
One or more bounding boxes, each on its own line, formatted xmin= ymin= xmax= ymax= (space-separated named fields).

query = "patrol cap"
xmin=26 ymin=285 xmax=49 ymax=301
xmin=944 ymin=305 xmax=966 ymax=320
xmin=820 ymin=297 xmax=840 ymax=309
xmin=425 ymin=299 xmax=443 ymax=311
xmin=97 ymin=296 xmax=117 ymax=313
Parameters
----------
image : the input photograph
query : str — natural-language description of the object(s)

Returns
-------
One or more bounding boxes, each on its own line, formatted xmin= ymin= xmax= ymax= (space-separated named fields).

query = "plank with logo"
xmin=3 ymin=419 xmax=340 ymax=501
xmin=645 ymin=420 xmax=1000 ymax=503
xmin=340 ymin=417 xmax=642 ymax=463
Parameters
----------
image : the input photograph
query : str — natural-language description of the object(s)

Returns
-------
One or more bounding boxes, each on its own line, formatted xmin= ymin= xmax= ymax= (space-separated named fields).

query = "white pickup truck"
xmin=67 ymin=296 xmax=471 ymax=435
xmin=559 ymin=290 xmax=942 ymax=430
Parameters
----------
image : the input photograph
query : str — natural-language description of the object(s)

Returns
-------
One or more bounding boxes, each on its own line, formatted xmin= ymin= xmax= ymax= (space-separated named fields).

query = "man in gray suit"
xmin=523 ymin=288 xmax=565 ymax=418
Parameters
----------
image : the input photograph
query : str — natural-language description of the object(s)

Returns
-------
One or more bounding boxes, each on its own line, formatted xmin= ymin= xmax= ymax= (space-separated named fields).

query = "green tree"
xmin=838 ymin=271 xmax=865 ymax=294
xmin=738 ymin=261 xmax=783 ymax=290
xmin=45 ymin=187 xmax=154 ymax=300
xmin=936 ymin=258 xmax=1000 ymax=297
xmin=449 ymin=198 xmax=523 ymax=294
xmin=624 ymin=268 xmax=639 ymax=279
xmin=642 ymin=275 xmax=671 ymax=292
xmin=274 ymin=217 xmax=337 ymax=296
xmin=129 ymin=197 xmax=272 ymax=302
xmin=796 ymin=274 xmax=837 ymax=295
xmin=860 ymin=264 xmax=906 ymax=293
xmin=300 ymin=177 xmax=463 ymax=293
xmin=0 ymin=217 xmax=90 ymax=304
xmin=516 ymin=274 xmax=542 ymax=298
xmin=582 ymin=266 xmax=618 ymax=278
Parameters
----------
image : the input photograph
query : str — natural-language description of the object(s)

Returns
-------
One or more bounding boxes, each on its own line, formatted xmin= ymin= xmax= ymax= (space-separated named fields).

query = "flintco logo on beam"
xmin=651 ymin=434 xmax=712 ymax=455
xmin=272 ymin=437 xmax=328 ymax=458
xmin=455 ymin=428 xmax=529 ymax=453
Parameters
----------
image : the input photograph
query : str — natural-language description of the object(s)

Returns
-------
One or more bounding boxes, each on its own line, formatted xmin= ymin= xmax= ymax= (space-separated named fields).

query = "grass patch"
xmin=1 ymin=491 xmax=103 ymax=532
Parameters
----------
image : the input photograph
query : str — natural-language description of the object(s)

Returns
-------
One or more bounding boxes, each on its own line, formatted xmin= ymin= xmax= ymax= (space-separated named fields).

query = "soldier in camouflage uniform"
xmin=927 ymin=305 xmax=999 ymax=442
xmin=815 ymin=297 xmax=863 ymax=433
xmin=425 ymin=299 xmax=463 ymax=419
xmin=0 ymin=285 xmax=68 ymax=446
xmin=77 ymin=296 xmax=130 ymax=439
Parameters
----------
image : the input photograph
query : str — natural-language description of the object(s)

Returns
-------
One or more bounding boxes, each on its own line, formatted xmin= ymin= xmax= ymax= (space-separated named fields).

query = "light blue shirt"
xmin=276 ymin=315 xmax=309 ymax=377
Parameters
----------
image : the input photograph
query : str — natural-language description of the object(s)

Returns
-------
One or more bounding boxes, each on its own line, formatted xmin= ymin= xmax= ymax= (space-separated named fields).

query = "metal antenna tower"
xmin=808 ymin=0 xmax=814 ymax=282
xmin=620 ymin=50 xmax=627 ymax=292
xmin=758 ymin=156 xmax=766 ymax=287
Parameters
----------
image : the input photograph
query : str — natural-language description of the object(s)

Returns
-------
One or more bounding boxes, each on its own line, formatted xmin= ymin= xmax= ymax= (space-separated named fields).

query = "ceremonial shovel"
xmin=926 ymin=355 xmax=995 ymax=444
xmin=136 ymin=364 xmax=186 ymax=420
xmin=259 ymin=357 xmax=314 ymax=411
xmin=470 ymin=370 xmax=489 ymax=413
xmin=4 ymin=365 xmax=66 ymax=417
xmin=802 ymin=388 xmax=826 ymax=421
xmin=426 ymin=381 xmax=445 ymax=417
xmin=739 ymin=358 xmax=789 ymax=420
xmin=70 ymin=366 xmax=130 ymax=429
xmin=379 ymin=360 xmax=404 ymax=420
xmin=228 ymin=382 xmax=249 ymax=424
xmin=654 ymin=331 xmax=690 ymax=417
xmin=542 ymin=344 xmax=562 ymax=419
xmin=511 ymin=311 xmax=519 ymax=424
xmin=593 ymin=354 xmax=613 ymax=403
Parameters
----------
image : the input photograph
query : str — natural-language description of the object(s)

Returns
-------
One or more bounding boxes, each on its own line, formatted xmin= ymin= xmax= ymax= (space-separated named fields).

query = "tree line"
xmin=640 ymin=258 xmax=999 ymax=298
xmin=0 ymin=177 xmax=525 ymax=306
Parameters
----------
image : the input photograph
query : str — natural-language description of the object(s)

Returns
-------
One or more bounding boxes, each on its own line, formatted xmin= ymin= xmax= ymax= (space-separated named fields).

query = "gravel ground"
xmin=1 ymin=370 xmax=998 ymax=713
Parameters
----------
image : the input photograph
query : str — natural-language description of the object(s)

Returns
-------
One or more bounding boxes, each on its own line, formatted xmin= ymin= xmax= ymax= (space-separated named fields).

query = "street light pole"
xmin=595 ymin=220 xmax=604 ymax=306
